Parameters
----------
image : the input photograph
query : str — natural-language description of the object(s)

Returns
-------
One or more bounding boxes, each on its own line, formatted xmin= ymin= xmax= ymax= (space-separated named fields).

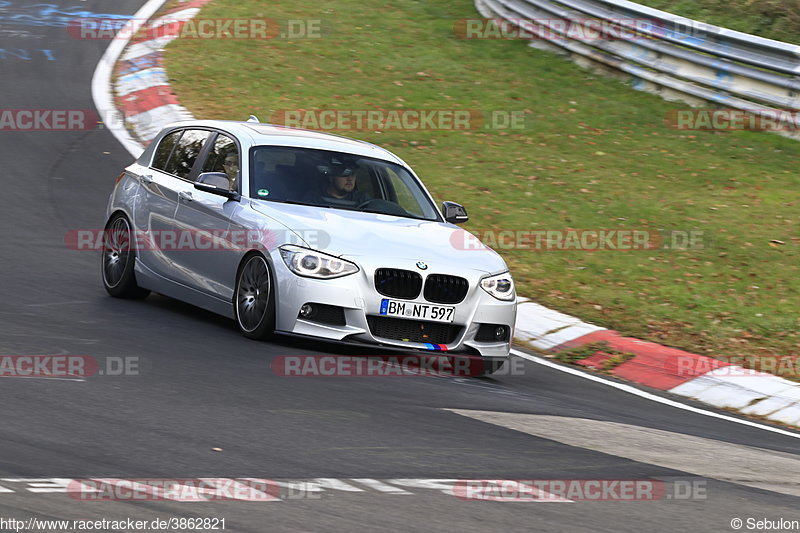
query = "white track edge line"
xmin=510 ymin=348 xmax=800 ymax=440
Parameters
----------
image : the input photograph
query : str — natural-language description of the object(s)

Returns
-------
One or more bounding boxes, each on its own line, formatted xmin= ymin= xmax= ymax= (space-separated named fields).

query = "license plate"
xmin=379 ymin=299 xmax=455 ymax=323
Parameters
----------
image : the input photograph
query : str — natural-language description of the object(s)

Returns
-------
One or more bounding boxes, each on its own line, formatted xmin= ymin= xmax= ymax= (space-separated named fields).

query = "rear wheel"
xmin=101 ymin=214 xmax=149 ymax=299
xmin=235 ymin=254 xmax=276 ymax=340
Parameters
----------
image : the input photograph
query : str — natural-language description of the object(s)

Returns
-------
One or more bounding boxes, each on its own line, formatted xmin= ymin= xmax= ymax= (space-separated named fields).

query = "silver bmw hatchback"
xmin=103 ymin=119 xmax=516 ymax=370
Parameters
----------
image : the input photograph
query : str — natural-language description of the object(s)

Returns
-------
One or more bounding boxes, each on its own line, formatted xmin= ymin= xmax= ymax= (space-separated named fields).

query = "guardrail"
xmin=475 ymin=0 xmax=800 ymax=130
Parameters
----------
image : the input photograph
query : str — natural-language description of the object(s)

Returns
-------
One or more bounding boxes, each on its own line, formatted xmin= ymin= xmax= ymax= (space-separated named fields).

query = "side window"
xmin=152 ymin=130 xmax=182 ymax=171
xmin=201 ymin=134 xmax=238 ymax=191
xmin=164 ymin=129 xmax=211 ymax=180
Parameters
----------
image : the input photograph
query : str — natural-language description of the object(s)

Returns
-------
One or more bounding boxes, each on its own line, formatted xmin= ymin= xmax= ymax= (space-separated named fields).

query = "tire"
xmin=234 ymin=253 xmax=276 ymax=340
xmin=101 ymin=214 xmax=150 ymax=299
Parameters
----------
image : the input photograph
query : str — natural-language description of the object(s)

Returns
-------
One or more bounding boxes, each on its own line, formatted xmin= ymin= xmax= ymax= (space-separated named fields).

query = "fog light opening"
xmin=299 ymin=303 xmax=314 ymax=318
xmin=494 ymin=326 xmax=507 ymax=341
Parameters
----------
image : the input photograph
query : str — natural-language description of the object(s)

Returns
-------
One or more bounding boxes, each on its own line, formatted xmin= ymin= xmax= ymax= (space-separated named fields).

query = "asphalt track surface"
xmin=0 ymin=2 xmax=798 ymax=532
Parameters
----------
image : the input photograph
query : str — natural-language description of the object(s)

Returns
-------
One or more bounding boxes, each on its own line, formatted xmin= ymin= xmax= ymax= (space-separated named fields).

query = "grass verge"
xmin=163 ymin=0 xmax=800 ymax=372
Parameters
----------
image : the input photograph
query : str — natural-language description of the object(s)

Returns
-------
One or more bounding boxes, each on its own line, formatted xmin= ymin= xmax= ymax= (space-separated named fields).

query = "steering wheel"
xmin=356 ymin=199 xmax=378 ymax=210
xmin=356 ymin=198 xmax=410 ymax=217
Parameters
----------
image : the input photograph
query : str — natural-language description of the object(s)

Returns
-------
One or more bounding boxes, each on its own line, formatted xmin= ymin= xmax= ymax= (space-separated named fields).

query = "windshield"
xmin=249 ymin=146 xmax=441 ymax=222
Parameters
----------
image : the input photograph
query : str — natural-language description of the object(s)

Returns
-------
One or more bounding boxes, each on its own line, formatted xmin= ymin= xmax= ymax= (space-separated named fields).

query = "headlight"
xmin=480 ymin=271 xmax=515 ymax=301
xmin=279 ymin=245 xmax=359 ymax=279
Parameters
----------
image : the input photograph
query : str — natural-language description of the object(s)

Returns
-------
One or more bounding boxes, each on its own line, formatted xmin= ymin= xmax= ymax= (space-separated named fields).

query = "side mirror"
xmin=442 ymin=201 xmax=468 ymax=224
xmin=195 ymin=172 xmax=240 ymax=201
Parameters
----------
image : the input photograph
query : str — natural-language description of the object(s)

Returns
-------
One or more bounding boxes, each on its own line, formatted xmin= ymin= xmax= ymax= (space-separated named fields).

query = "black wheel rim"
xmin=237 ymin=256 xmax=270 ymax=332
xmin=102 ymin=217 xmax=132 ymax=288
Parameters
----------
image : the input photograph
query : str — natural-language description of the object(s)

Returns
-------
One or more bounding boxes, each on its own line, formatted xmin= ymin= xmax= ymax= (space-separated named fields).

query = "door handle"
xmin=178 ymin=191 xmax=193 ymax=202
xmin=140 ymin=174 xmax=154 ymax=184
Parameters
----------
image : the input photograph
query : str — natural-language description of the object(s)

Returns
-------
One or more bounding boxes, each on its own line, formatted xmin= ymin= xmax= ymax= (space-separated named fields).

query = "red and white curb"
xmin=96 ymin=1 xmax=800 ymax=432
xmin=514 ymin=300 xmax=800 ymax=428
xmin=114 ymin=0 xmax=210 ymax=143
xmin=94 ymin=0 xmax=205 ymax=157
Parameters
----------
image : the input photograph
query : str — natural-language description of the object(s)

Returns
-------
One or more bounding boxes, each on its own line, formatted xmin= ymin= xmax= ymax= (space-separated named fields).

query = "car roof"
xmin=162 ymin=119 xmax=405 ymax=164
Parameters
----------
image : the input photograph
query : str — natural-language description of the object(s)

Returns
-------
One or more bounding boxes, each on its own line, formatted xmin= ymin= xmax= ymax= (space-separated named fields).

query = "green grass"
xmin=634 ymin=0 xmax=800 ymax=44
xmin=163 ymin=0 xmax=800 ymax=368
xmin=550 ymin=342 xmax=612 ymax=365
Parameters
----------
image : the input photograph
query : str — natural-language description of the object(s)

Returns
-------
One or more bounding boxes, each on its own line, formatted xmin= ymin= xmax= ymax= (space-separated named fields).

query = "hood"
xmin=250 ymin=200 xmax=507 ymax=275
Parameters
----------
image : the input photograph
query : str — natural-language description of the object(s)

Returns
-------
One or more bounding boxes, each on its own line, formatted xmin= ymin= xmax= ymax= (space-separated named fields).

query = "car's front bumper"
xmin=271 ymin=254 xmax=516 ymax=359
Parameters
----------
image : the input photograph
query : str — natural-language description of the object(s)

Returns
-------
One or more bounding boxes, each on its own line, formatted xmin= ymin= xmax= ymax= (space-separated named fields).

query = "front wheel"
xmin=234 ymin=254 xmax=276 ymax=340
xmin=101 ymin=214 xmax=149 ymax=299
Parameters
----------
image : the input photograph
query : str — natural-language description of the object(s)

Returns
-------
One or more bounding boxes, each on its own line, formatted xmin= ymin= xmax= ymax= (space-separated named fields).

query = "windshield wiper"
xmin=358 ymin=208 xmax=433 ymax=222
xmin=266 ymin=199 xmax=331 ymax=208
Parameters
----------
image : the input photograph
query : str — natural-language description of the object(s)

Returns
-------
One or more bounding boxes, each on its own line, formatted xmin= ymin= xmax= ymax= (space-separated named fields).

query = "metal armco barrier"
xmin=475 ymin=0 xmax=800 ymax=129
